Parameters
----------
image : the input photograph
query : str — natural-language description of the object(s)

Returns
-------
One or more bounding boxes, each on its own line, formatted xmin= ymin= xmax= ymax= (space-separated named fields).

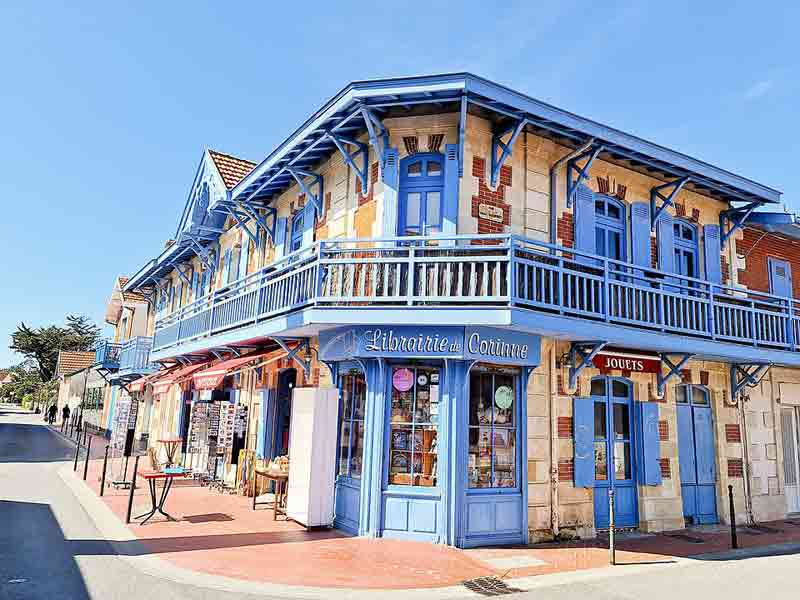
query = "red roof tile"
xmin=208 ymin=149 xmax=256 ymax=190
xmin=117 ymin=276 xmax=147 ymax=304
xmin=56 ymin=351 xmax=96 ymax=376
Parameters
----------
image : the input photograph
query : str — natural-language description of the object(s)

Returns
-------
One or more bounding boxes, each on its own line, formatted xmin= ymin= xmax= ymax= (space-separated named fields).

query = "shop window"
xmin=338 ymin=371 xmax=366 ymax=479
xmin=468 ymin=369 xmax=517 ymax=489
xmin=389 ymin=365 xmax=439 ymax=487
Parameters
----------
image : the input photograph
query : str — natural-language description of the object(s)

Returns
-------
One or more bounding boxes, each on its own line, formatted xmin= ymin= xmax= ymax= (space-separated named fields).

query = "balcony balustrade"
xmin=94 ymin=339 xmax=121 ymax=370
xmin=117 ymin=336 xmax=159 ymax=376
xmin=151 ymin=234 xmax=800 ymax=358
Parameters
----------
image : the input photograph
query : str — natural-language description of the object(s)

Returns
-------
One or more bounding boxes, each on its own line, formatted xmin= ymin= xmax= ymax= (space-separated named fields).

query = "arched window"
xmin=594 ymin=195 xmax=626 ymax=261
xmin=673 ymin=220 xmax=699 ymax=278
xmin=398 ymin=153 xmax=444 ymax=236
xmin=289 ymin=210 xmax=304 ymax=253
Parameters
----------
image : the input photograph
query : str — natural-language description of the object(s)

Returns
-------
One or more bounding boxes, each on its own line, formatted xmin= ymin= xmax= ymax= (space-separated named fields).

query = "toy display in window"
xmin=468 ymin=369 xmax=517 ymax=489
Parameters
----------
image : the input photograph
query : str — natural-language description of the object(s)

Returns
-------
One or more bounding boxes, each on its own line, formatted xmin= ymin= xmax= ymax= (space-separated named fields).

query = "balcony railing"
xmin=117 ymin=336 xmax=159 ymax=375
xmin=152 ymin=234 xmax=800 ymax=356
xmin=94 ymin=340 xmax=121 ymax=369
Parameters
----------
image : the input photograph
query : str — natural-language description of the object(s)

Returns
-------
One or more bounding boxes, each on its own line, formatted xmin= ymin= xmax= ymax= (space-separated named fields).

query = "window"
xmin=468 ymin=368 xmax=517 ymax=489
xmin=338 ymin=371 xmax=366 ymax=479
xmin=673 ymin=220 xmax=699 ymax=279
xmin=594 ymin=195 xmax=626 ymax=261
xmin=389 ymin=365 xmax=439 ymax=487
xmin=676 ymin=384 xmax=710 ymax=405
xmin=290 ymin=211 xmax=304 ymax=252
xmin=398 ymin=154 xmax=444 ymax=237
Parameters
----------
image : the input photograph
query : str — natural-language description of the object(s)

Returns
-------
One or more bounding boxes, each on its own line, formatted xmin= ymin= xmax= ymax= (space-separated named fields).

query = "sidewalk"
xmin=61 ymin=438 xmax=800 ymax=590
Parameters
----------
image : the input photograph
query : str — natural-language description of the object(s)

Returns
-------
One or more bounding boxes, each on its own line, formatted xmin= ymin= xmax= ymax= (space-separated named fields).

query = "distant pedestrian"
xmin=47 ymin=404 xmax=57 ymax=425
xmin=62 ymin=404 xmax=70 ymax=426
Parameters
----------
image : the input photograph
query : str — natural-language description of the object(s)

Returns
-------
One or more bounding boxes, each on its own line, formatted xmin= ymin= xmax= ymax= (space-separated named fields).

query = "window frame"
xmin=289 ymin=210 xmax=304 ymax=253
xmin=397 ymin=153 xmax=445 ymax=237
xmin=673 ymin=219 xmax=700 ymax=279
xmin=594 ymin=194 xmax=627 ymax=262
xmin=337 ymin=369 xmax=366 ymax=481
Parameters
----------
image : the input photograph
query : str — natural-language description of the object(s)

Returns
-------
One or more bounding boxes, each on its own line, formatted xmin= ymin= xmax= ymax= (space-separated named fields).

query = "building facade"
xmin=101 ymin=73 xmax=798 ymax=547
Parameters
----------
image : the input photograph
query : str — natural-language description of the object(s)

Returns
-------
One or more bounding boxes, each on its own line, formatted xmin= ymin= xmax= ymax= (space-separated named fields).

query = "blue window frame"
xmin=337 ymin=370 xmax=366 ymax=480
xmin=594 ymin=195 xmax=626 ymax=261
xmin=289 ymin=211 xmax=304 ymax=253
xmin=673 ymin=220 xmax=699 ymax=279
xmin=398 ymin=153 xmax=444 ymax=236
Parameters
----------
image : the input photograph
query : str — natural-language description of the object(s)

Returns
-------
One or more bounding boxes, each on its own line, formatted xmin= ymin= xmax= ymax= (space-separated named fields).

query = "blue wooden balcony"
xmin=115 ymin=336 xmax=159 ymax=380
xmin=94 ymin=340 xmax=121 ymax=370
xmin=151 ymin=235 xmax=800 ymax=365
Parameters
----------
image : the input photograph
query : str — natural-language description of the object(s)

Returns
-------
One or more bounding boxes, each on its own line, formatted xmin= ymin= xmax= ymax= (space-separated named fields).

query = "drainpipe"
xmin=549 ymin=344 xmax=560 ymax=537
xmin=549 ymin=139 xmax=596 ymax=252
xmin=737 ymin=393 xmax=755 ymax=525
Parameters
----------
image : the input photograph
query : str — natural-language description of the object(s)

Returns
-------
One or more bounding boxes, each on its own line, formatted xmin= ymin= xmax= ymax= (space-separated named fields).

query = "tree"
xmin=10 ymin=315 xmax=100 ymax=381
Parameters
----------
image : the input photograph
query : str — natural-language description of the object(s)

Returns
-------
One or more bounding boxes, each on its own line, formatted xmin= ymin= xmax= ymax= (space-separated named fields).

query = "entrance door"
xmin=591 ymin=377 xmax=638 ymax=529
xmin=769 ymin=258 xmax=792 ymax=298
xmin=676 ymin=385 xmax=718 ymax=524
xmin=781 ymin=407 xmax=800 ymax=514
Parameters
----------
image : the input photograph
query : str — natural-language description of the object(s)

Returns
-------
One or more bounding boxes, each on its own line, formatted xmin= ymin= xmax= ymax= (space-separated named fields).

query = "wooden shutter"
xmin=703 ymin=225 xmax=722 ymax=284
xmin=238 ymin=235 xmax=250 ymax=278
xmin=635 ymin=401 xmax=662 ymax=486
xmin=274 ymin=217 xmax=288 ymax=259
xmin=656 ymin=214 xmax=675 ymax=273
xmin=573 ymin=184 xmax=596 ymax=264
xmin=573 ymin=397 xmax=595 ymax=488
xmin=229 ymin=247 xmax=240 ymax=283
xmin=630 ymin=202 xmax=651 ymax=268
xmin=442 ymin=143 xmax=459 ymax=236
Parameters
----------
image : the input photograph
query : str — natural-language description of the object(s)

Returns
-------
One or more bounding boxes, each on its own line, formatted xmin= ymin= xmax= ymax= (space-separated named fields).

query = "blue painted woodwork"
xmin=769 ymin=258 xmax=792 ymax=297
xmin=94 ymin=340 xmax=121 ymax=370
xmin=398 ymin=153 xmax=444 ymax=236
xmin=274 ymin=217 xmax=288 ymax=259
xmin=573 ymin=184 xmax=595 ymax=262
xmin=650 ymin=177 xmax=689 ymax=229
xmin=677 ymin=385 xmax=718 ymax=524
xmin=229 ymin=246 xmax=240 ymax=283
xmin=111 ymin=336 xmax=159 ymax=382
xmin=720 ymin=201 xmax=765 ymax=246
xmin=106 ymin=387 xmax=117 ymax=432
xmin=595 ymin=195 xmax=627 ymax=262
xmin=703 ymin=225 xmax=722 ymax=284
xmin=566 ymin=146 xmax=603 ymax=208
xmin=591 ymin=377 xmax=639 ymax=529
xmin=491 ymin=119 xmax=527 ymax=189
xmin=380 ymin=148 xmax=400 ymax=238
xmin=630 ymin=202 xmax=651 ymax=269
xmin=674 ymin=220 xmax=699 ymax=279
xmin=634 ymin=401 xmax=662 ymax=486
xmin=290 ymin=211 xmax=304 ymax=253
xmin=442 ymin=144 xmax=459 ymax=236
xmin=573 ymin=397 xmax=595 ymax=488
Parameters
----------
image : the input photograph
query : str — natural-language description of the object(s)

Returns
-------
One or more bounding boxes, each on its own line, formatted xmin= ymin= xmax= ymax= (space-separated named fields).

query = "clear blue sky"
xmin=1 ymin=1 xmax=797 ymax=367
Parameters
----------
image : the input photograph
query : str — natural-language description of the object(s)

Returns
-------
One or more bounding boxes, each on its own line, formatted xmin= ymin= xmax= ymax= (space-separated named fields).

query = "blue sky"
xmin=0 ymin=1 xmax=797 ymax=367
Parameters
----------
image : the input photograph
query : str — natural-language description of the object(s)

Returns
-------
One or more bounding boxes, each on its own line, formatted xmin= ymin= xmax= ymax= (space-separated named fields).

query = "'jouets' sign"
xmin=594 ymin=352 xmax=660 ymax=373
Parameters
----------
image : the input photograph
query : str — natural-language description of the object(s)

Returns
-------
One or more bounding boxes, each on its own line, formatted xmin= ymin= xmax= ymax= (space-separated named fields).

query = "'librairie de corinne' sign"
xmin=319 ymin=325 xmax=540 ymax=367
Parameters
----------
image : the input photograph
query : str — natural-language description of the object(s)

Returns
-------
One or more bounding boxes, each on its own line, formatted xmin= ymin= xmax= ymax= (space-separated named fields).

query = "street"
xmin=1 ymin=403 xmax=799 ymax=600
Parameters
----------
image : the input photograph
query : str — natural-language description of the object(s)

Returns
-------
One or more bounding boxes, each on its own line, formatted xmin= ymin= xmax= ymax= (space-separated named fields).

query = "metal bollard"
xmin=73 ymin=440 xmax=81 ymax=472
xmin=83 ymin=436 xmax=92 ymax=481
xmin=125 ymin=455 xmax=140 ymax=524
xmin=728 ymin=484 xmax=738 ymax=549
xmin=609 ymin=488 xmax=616 ymax=565
xmin=100 ymin=445 xmax=110 ymax=496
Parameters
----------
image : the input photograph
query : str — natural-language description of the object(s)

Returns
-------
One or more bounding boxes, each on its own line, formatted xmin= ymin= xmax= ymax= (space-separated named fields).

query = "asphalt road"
xmin=1 ymin=404 xmax=799 ymax=600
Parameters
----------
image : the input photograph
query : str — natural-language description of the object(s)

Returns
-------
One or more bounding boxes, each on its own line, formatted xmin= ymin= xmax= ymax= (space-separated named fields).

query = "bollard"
xmin=100 ymin=445 xmax=110 ymax=496
xmin=729 ymin=484 xmax=738 ymax=549
xmin=73 ymin=440 xmax=81 ymax=472
xmin=609 ymin=488 xmax=616 ymax=565
xmin=125 ymin=455 xmax=140 ymax=524
xmin=83 ymin=436 xmax=92 ymax=481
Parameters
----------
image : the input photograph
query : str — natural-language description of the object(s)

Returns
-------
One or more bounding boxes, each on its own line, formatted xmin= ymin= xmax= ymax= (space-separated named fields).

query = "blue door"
xmin=398 ymin=153 xmax=444 ymax=236
xmin=769 ymin=258 xmax=792 ymax=297
xmin=673 ymin=220 xmax=699 ymax=279
xmin=591 ymin=377 xmax=638 ymax=529
xmin=676 ymin=385 xmax=718 ymax=524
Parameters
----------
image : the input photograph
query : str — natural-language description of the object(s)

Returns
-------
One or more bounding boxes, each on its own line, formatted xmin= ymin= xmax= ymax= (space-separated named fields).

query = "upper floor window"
xmin=673 ymin=220 xmax=699 ymax=278
xmin=290 ymin=211 xmax=304 ymax=253
xmin=398 ymin=153 xmax=444 ymax=236
xmin=594 ymin=195 xmax=626 ymax=261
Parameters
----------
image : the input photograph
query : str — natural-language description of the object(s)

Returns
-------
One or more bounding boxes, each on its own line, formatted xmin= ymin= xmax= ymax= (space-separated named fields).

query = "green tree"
xmin=10 ymin=315 xmax=100 ymax=381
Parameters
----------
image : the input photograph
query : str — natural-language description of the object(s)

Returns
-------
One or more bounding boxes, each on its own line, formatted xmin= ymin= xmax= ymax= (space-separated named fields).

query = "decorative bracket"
xmin=220 ymin=203 xmax=259 ymax=246
xmin=327 ymin=132 xmax=368 ymax=194
xmin=173 ymin=265 xmax=192 ymax=286
xmin=657 ymin=353 xmax=694 ymax=397
xmin=286 ymin=167 xmax=324 ymax=216
xmin=650 ymin=176 xmax=690 ymax=229
xmin=720 ymin=201 xmax=764 ymax=246
xmin=566 ymin=145 xmax=604 ymax=208
xmin=181 ymin=236 xmax=215 ymax=272
xmin=730 ymin=363 xmax=771 ymax=402
xmin=567 ymin=341 xmax=608 ymax=391
xmin=272 ymin=337 xmax=311 ymax=377
xmin=360 ymin=106 xmax=389 ymax=169
xmin=490 ymin=117 xmax=527 ymax=188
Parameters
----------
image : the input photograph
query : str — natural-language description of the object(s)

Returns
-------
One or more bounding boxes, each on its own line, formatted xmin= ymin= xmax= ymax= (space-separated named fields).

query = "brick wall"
xmin=659 ymin=458 xmax=671 ymax=479
xmin=727 ymin=458 xmax=744 ymax=478
xmin=471 ymin=157 xmax=511 ymax=235
xmin=557 ymin=459 xmax=574 ymax=482
xmin=556 ymin=212 xmax=574 ymax=248
xmin=557 ymin=416 xmax=572 ymax=438
xmin=738 ymin=226 xmax=800 ymax=298
xmin=725 ymin=423 xmax=742 ymax=443
xmin=659 ymin=420 xmax=669 ymax=441
xmin=355 ymin=162 xmax=380 ymax=206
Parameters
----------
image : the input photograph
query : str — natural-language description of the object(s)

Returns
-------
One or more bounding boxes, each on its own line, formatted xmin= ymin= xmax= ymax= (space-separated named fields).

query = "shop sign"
xmin=319 ymin=325 xmax=541 ymax=367
xmin=594 ymin=351 xmax=661 ymax=373
xmin=495 ymin=385 xmax=513 ymax=409
xmin=393 ymin=368 xmax=415 ymax=391
xmin=478 ymin=203 xmax=504 ymax=224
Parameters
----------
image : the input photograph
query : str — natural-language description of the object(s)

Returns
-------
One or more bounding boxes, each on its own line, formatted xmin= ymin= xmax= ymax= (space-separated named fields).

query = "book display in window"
xmin=468 ymin=369 xmax=517 ymax=489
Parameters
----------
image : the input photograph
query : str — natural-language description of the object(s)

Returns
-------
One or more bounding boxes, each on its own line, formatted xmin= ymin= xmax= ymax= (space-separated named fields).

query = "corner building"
xmin=113 ymin=73 xmax=796 ymax=547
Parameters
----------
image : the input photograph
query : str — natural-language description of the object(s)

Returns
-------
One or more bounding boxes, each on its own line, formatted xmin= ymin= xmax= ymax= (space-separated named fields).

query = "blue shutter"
xmin=274 ymin=217 xmax=288 ymax=259
xmin=229 ymin=248 xmax=240 ymax=283
xmin=442 ymin=144 xmax=459 ymax=236
xmin=256 ymin=390 xmax=269 ymax=459
xmin=238 ymin=235 xmax=250 ymax=278
xmin=222 ymin=249 xmax=231 ymax=283
xmin=630 ymin=202 xmax=651 ymax=268
xmin=703 ymin=224 xmax=722 ymax=284
xmin=302 ymin=201 xmax=316 ymax=248
xmin=635 ymin=401 xmax=662 ymax=486
xmin=656 ymin=214 xmax=675 ymax=273
xmin=573 ymin=184 xmax=596 ymax=264
xmin=191 ymin=271 xmax=199 ymax=299
xmin=573 ymin=397 xmax=595 ymax=487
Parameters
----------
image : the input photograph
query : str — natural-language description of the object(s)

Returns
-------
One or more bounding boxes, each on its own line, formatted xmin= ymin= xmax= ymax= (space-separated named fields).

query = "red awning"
xmin=128 ymin=371 xmax=164 ymax=393
xmin=192 ymin=349 xmax=284 ymax=390
xmin=152 ymin=362 xmax=211 ymax=396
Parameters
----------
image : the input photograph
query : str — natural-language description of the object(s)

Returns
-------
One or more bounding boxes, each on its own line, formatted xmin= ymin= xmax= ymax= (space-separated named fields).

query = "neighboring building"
xmin=55 ymin=351 xmax=97 ymax=423
xmin=113 ymin=74 xmax=795 ymax=547
xmin=0 ymin=370 xmax=12 ymax=387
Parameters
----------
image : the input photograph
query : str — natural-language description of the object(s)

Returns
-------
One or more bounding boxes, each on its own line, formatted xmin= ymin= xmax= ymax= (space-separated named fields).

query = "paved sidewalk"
xmin=62 ymin=440 xmax=800 ymax=590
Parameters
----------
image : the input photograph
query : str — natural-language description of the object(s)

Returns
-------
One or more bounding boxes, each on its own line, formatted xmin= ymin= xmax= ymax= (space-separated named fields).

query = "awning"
xmin=192 ymin=349 xmax=285 ymax=390
xmin=152 ymin=362 xmax=212 ymax=396
xmin=128 ymin=371 xmax=165 ymax=393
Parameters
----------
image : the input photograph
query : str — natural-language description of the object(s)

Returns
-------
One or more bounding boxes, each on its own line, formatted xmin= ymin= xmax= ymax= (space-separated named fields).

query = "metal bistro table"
xmin=135 ymin=467 xmax=187 ymax=525
xmin=157 ymin=438 xmax=183 ymax=467
xmin=252 ymin=468 xmax=289 ymax=520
